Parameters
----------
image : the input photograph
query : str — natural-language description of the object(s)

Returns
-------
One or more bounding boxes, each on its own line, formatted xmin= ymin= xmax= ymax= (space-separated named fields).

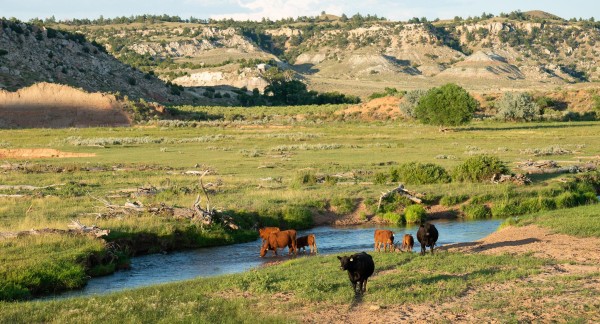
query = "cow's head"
xmin=337 ymin=255 xmax=354 ymax=271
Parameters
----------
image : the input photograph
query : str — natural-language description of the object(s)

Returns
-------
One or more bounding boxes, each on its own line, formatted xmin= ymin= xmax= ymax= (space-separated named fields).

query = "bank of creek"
xmin=48 ymin=219 xmax=501 ymax=299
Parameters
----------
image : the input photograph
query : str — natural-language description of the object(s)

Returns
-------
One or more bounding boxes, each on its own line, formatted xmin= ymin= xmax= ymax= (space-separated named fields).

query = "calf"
xmin=260 ymin=229 xmax=297 ymax=257
xmin=416 ymin=223 xmax=439 ymax=255
xmin=374 ymin=229 xmax=394 ymax=252
xmin=337 ymin=252 xmax=375 ymax=295
xmin=401 ymin=234 xmax=414 ymax=252
xmin=296 ymin=234 xmax=318 ymax=254
xmin=258 ymin=227 xmax=280 ymax=242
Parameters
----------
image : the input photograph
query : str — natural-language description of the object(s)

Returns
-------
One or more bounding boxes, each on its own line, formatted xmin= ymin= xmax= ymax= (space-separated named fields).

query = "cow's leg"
xmin=374 ymin=242 xmax=378 ymax=252
xmin=363 ymin=279 xmax=368 ymax=293
xmin=421 ymin=245 xmax=425 ymax=255
xmin=430 ymin=244 xmax=434 ymax=255
xmin=352 ymin=281 xmax=357 ymax=294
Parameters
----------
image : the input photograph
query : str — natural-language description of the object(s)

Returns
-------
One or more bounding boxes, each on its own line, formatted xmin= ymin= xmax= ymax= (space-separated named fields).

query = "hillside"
xmin=1 ymin=12 xmax=599 ymax=106
xmin=0 ymin=19 xmax=194 ymax=104
xmin=44 ymin=12 xmax=600 ymax=96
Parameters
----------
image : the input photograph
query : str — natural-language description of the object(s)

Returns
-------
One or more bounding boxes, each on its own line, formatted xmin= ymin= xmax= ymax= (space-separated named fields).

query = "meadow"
xmin=0 ymin=105 xmax=599 ymax=300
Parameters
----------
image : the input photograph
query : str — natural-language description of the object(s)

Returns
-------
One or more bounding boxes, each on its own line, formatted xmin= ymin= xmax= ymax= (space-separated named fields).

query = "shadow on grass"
xmin=441 ymin=238 xmax=540 ymax=253
xmin=457 ymin=122 xmax=597 ymax=132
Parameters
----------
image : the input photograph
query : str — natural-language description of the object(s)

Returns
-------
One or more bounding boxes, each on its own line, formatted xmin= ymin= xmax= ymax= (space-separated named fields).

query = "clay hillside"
xmin=0 ymin=19 xmax=198 ymax=104
xmin=43 ymin=10 xmax=600 ymax=96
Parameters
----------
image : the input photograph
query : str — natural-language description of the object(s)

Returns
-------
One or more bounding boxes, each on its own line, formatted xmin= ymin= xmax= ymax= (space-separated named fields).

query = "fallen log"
xmin=68 ymin=219 xmax=110 ymax=238
xmin=0 ymin=183 xmax=65 ymax=190
xmin=377 ymin=184 xmax=423 ymax=211
xmin=0 ymin=221 xmax=109 ymax=240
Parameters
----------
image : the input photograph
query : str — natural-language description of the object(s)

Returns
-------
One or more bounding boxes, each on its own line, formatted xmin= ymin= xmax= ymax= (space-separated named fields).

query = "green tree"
xmin=414 ymin=83 xmax=478 ymax=127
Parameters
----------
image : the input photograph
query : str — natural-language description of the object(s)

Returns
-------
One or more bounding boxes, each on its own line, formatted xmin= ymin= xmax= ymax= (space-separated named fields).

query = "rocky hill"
xmin=0 ymin=19 xmax=194 ymax=104
xmin=2 ymin=11 xmax=599 ymax=103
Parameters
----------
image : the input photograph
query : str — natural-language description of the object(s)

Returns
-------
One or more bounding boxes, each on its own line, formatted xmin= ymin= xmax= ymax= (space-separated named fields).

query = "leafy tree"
xmin=495 ymin=92 xmax=540 ymax=121
xmin=414 ymin=83 xmax=478 ymax=126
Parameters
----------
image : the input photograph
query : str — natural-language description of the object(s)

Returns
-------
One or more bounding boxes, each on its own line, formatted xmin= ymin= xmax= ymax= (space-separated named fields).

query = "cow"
xmin=401 ymin=234 xmax=414 ymax=252
xmin=258 ymin=227 xmax=280 ymax=243
xmin=260 ymin=229 xmax=297 ymax=257
xmin=374 ymin=229 xmax=394 ymax=252
xmin=296 ymin=234 xmax=318 ymax=254
xmin=416 ymin=223 xmax=439 ymax=255
xmin=337 ymin=252 xmax=375 ymax=295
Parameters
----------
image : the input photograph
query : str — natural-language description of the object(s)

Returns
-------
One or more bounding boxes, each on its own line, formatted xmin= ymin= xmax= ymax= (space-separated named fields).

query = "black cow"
xmin=337 ymin=252 xmax=375 ymax=295
xmin=417 ymin=223 xmax=439 ymax=255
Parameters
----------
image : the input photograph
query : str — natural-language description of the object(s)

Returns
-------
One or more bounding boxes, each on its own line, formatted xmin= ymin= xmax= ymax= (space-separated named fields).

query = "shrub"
xmin=282 ymin=206 xmax=313 ymax=229
xmin=399 ymin=89 xmax=426 ymax=118
xmin=440 ymin=194 xmax=469 ymax=206
xmin=495 ymin=92 xmax=540 ymax=121
xmin=452 ymin=155 xmax=509 ymax=182
xmin=292 ymin=170 xmax=317 ymax=187
xmin=373 ymin=172 xmax=388 ymax=185
xmin=391 ymin=162 xmax=451 ymax=185
xmin=330 ymin=197 xmax=355 ymax=215
xmin=404 ymin=204 xmax=427 ymax=223
xmin=414 ymin=83 xmax=478 ymax=126
xmin=461 ymin=204 xmax=491 ymax=219
xmin=381 ymin=212 xmax=403 ymax=225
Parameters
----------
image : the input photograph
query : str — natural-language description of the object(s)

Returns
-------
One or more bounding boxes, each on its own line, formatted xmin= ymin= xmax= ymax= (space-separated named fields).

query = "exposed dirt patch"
xmin=0 ymin=82 xmax=130 ymax=128
xmin=0 ymin=148 xmax=96 ymax=159
xmin=441 ymin=225 xmax=600 ymax=265
xmin=337 ymin=96 xmax=402 ymax=121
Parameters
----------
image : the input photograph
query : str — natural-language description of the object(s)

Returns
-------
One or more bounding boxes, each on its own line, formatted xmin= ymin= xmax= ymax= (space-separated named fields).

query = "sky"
xmin=1 ymin=0 xmax=598 ymax=22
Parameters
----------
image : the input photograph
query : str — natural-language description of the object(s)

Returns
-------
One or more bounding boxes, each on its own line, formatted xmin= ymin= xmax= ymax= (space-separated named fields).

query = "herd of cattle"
xmin=258 ymin=223 xmax=440 ymax=294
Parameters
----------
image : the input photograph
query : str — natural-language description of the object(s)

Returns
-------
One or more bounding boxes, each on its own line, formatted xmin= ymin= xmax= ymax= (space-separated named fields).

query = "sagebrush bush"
xmin=495 ymin=92 xmax=540 ymax=121
xmin=398 ymin=89 xmax=426 ymax=118
xmin=452 ymin=155 xmax=508 ymax=182
xmin=440 ymin=194 xmax=469 ymax=206
xmin=390 ymin=162 xmax=451 ymax=185
xmin=461 ymin=204 xmax=491 ymax=219
xmin=404 ymin=204 xmax=427 ymax=223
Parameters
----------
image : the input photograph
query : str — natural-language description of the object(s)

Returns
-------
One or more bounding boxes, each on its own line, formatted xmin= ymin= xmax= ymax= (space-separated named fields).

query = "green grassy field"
xmin=0 ymin=109 xmax=599 ymax=299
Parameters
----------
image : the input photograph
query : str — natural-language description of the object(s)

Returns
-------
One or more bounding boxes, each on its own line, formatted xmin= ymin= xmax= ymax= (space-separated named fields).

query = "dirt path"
xmin=301 ymin=225 xmax=600 ymax=323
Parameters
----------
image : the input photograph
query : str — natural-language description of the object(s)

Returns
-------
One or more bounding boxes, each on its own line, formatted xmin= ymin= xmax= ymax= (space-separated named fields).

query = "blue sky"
xmin=2 ymin=0 xmax=598 ymax=22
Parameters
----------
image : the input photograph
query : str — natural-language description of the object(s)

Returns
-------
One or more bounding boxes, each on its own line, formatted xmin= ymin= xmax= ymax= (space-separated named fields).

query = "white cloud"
xmin=210 ymin=0 xmax=347 ymax=21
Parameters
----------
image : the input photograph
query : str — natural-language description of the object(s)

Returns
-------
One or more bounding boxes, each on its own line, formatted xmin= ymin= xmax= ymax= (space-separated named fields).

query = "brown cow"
xmin=296 ymin=234 xmax=318 ymax=254
xmin=374 ymin=229 xmax=394 ymax=252
xmin=401 ymin=234 xmax=414 ymax=252
xmin=258 ymin=227 xmax=280 ymax=242
xmin=260 ymin=229 xmax=297 ymax=257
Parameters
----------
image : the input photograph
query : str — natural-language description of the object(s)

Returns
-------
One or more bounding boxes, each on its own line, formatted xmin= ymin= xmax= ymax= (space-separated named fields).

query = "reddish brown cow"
xmin=258 ymin=227 xmax=280 ymax=242
xmin=296 ymin=234 xmax=318 ymax=254
xmin=374 ymin=229 xmax=394 ymax=252
xmin=401 ymin=234 xmax=414 ymax=252
xmin=260 ymin=229 xmax=297 ymax=257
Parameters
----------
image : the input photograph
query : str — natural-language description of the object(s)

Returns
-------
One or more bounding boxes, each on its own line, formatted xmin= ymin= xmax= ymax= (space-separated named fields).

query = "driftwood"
xmin=67 ymin=219 xmax=110 ymax=238
xmin=515 ymin=160 xmax=596 ymax=174
xmin=0 ymin=184 xmax=65 ymax=190
xmin=0 ymin=220 xmax=109 ymax=240
xmin=491 ymin=173 xmax=532 ymax=185
xmin=377 ymin=184 xmax=423 ymax=211
xmin=87 ymin=172 xmax=238 ymax=230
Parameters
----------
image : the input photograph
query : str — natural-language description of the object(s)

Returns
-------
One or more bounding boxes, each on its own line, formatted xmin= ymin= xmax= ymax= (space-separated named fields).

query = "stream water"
xmin=50 ymin=218 xmax=501 ymax=299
